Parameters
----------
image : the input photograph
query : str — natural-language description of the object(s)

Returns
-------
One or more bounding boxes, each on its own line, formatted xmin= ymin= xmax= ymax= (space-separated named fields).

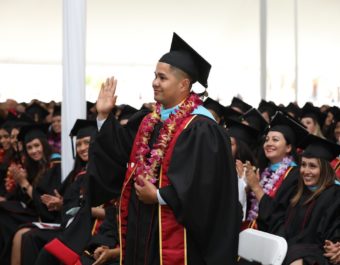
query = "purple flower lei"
xmin=247 ymin=156 xmax=294 ymax=221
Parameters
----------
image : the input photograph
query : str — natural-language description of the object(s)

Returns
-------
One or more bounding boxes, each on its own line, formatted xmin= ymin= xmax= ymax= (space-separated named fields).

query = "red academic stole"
xmin=242 ymin=166 xmax=294 ymax=231
xmin=119 ymin=113 xmax=196 ymax=265
xmin=330 ymin=157 xmax=340 ymax=180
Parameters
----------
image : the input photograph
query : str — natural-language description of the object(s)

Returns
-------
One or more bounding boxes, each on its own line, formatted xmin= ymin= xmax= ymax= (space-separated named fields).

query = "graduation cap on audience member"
xmin=283 ymin=102 xmax=301 ymax=120
xmin=300 ymin=103 xmax=326 ymax=127
xmin=25 ymin=102 xmax=49 ymax=123
xmin=203 ymin=97 xmax=225 ymax=119
xmin=268 ymin=111 xmax=308 ymax=146
xmin=223 ymin=107 xmax=242 ymax=123
xmin=299 ymin=134 xmax=340 ymax=161
xmin=258 ymin=100 xmax=278 ymax=119
xmin=69 ymin=119 xmax=97 ymax=158
xmin=159 ymin=32 xmax=211 ymax=88
xmin=17 ymin=123 xmax=50 ymax=144
xmin=240 ymin=108 xmax=268 ymax=133
xmin=229 ymin=97 xmax=252 ymax=114
xmin=52 ymin=104 xmax=61 ymax=117
xmin=2 ymin=112 xmax=33 ymax=131
xmin=117 ymin=105 xmax=138 ymax=121
xmin=226 ymin=118 xmax=260 ymax=147
xmin=327 ymin=106 xmax=340 ymax=118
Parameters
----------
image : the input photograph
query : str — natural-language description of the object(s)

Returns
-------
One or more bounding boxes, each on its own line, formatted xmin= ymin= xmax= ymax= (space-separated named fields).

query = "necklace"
xmin=134 ymin=93 xmax=201 ymax=184
xmin=247 ymin=156 xmax=294 ymax=221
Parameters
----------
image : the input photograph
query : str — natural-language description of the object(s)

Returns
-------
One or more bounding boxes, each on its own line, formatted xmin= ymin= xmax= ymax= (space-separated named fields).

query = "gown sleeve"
xmin=87 ymin=110 xmax=149 ymax=206
xmin=33 ymin=163 xmax=62 ymax=223
xmin=159 ymin=116 xmax=242 ymax=265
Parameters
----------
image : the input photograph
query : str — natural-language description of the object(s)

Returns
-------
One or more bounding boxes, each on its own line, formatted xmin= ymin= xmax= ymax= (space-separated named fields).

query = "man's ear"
xmin=180 ymin=78 xmax=191 ymax=92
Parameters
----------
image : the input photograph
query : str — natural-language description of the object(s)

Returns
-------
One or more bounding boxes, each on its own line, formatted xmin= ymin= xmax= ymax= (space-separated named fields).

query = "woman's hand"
xmin=40 ymin=189 xmax=63 ymax=211
xmin=324 ymin=240 xmax=340 ymax=264
xmin=244 ymin=161 xmax=264 ymax=201
xmin=93 ymin=246 xmax=120 ymax=265
xmin=96 ymin=77 xmax=118 ymax=120
xmin=235 ymin=159 xmax=244 ymax=177
xmin=10 ymin=164 xmax=28 ymax=186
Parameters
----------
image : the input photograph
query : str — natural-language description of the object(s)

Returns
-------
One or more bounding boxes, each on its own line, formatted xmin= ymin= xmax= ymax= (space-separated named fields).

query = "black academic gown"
xmin=0 ymin=162 xmax=62 ymax=265
xmin=282 ymin=185 xmax=340 ymax=265
xmin=257 ymin=166 xmax=300 ymax=233
xmin=21 ymin=169 xmax=89 ymax=265
xmin=88 ymin=110 xmax=241 ymax=265
xmin=80 ymin=205 xmax=120 ymax=265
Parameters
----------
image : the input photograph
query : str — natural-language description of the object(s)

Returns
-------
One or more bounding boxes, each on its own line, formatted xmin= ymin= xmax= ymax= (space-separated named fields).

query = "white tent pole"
xmin=62 ymin=0 xmax=86 ymax=181
xmin=294 ymin=0 xmax=299 ymax=103
xmin=260 ymin=0 xmax=267 ymax=100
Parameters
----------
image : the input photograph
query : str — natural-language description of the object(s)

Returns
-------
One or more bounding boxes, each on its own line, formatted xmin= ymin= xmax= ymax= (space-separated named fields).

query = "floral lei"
xmin=247 ymin=156 xmax=294 ymax=221
xmin=134 ymin=93 xmax=202 ymax=184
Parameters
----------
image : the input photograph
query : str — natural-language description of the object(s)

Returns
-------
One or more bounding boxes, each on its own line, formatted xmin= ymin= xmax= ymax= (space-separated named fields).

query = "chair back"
xmin=238 ymin=228 xmax=287 ymax=265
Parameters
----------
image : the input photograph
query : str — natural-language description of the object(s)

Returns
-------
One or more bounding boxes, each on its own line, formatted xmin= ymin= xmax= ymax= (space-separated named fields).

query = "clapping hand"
xmin=40 ymin=189 xmax=63 ymax=211
xmin=324 ymin=240 xmax=340 ymax=264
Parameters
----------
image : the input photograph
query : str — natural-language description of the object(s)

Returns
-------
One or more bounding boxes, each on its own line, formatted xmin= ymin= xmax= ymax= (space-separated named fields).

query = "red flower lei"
xmin=134 ymin=93 xmax=202 ymax=183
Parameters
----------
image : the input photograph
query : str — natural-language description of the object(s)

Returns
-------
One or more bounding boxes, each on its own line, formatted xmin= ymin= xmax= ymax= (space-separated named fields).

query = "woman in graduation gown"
xmin=88 ymin=33 xmax=241 ymax=265
xmin=244 ymin=111 xmax=308 ymax=233
xmin=280 ymin=134 xmax=340 ymax=265
xmin=0 ymin=124 xmax=62 ymax=265
xmin=19 ymin=119 xmax=100 ymax=265
xmin=0 ymin=120 xmax=16 ymax=197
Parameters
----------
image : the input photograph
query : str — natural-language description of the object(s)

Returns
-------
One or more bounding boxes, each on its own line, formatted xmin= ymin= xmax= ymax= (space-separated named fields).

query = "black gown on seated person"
xmin=0 ymin=161 xmax=62 ymax=265
xmin=281 ymin=184 xmax=340 ymax=265
xmin=87 ymin=109 xmax=242 ymax=265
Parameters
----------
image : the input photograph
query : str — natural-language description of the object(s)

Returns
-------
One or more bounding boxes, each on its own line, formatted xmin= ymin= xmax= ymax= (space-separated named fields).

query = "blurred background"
xmin=0 ymin=0 xmax=339 ymax=107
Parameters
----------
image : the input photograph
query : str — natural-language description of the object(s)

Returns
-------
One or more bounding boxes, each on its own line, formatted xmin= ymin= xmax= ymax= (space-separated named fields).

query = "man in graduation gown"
xmin=88 ymin=33 xmax=241 ymax=265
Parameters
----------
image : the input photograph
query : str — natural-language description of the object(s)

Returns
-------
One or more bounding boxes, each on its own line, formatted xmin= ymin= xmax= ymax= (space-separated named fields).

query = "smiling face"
xmin=300 ymin=157 xmax=321 ymax=187
xmin=263 ymin=131 xmax=292 ymax=164
xmin=152 ymin=62 xmax=190 ymax=109
xmin=76 ymin=136 xmax=91 ymax=162
xmin=26 ymin=138 xmax=44 ymax=161
xmin=0 ymin=128 xmax=11 ymax=151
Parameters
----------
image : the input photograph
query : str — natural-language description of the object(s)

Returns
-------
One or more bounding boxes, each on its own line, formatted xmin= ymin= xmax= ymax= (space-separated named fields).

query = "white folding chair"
xmin=238 ymin=228 xmax=288 ymax=265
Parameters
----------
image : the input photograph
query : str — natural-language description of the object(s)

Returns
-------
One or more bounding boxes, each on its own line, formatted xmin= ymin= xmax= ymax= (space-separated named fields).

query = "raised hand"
xmin=96 ymin=76 xmax=118 ymax=120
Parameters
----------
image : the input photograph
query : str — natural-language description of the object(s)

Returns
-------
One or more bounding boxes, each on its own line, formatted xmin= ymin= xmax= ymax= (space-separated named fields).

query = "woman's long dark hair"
xmin=23 ymin=137 xmax=52 ymax=187
xmin=290 ymin=158 xmax=335 ymax=207
xmin=234 ymin=138 xmax=257 ymax=166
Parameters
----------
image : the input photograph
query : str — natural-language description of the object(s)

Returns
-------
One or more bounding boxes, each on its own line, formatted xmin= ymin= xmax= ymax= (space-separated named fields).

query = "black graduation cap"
xmin=17 ymin=123 xmax=49 ymax=144
xmin=283 ymin=102 xmax=301 ymax=120
xmin=2 ymin=113 xmax=33 ymax=132
xmin=52 ymin=104 xmax=61 ymax=117
xmin=300 ymin=103 xmax=326 ymax=127
xmin=87 ymin=101 xmax=96 ymax=112
xmin=223 ymin=107 xmax=242 ymax=122
xmin=240 ymin=108 xmax=268 ymax=133
xmin=229 ymin=97 xmax=252 ymax=114
xmin=25 ymin=103 xmax=49 ymax=122
xmin=327 ymin=106 xmax=340 ymax=117
xmin=159 ymin=32 xmax=211 ymax=88
xmin=299 ymin=134 xmax=340 ymax=161
xmin=118 ymin=105 xmax=138 ymax=121
xmin=203 ymin=97 xmax=225 ymax=118
xmin=258 ymin=99 xmax=278 ymax=118
xmin=226 ymin=118 xmax=260 ymax=146
xmin=70 ymin=119 xmax=96 ymax=139
xmin=268 ymin=111 xmax=308 ymax=146
xmin=69 ymin=119 xmax=97 ymax=158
